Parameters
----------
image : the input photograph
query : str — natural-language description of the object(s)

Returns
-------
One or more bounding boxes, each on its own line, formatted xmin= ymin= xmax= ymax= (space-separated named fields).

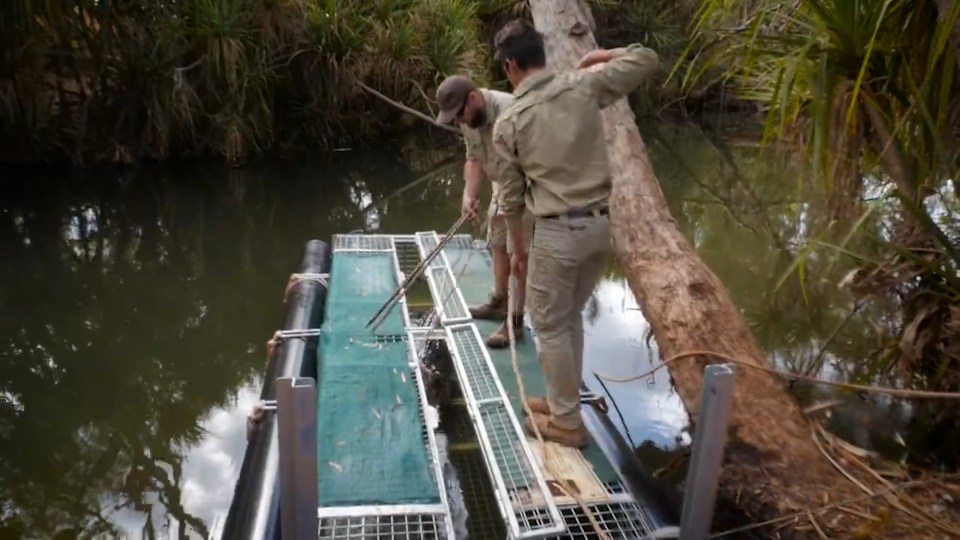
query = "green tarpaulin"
xmin=317 ymin=251 xmax=439 ymax=506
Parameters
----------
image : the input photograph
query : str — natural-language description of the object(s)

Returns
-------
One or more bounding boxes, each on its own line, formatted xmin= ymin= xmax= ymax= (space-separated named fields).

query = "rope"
xmin=266 ymin=330 xmax=283 ymax=363
xmin=506 ymin=275 xmax=612 ymax=540
xmin=284 ymin=272 xmax=329 ymax=302
xmin=593 ymin=350 xmax=960 ymax=400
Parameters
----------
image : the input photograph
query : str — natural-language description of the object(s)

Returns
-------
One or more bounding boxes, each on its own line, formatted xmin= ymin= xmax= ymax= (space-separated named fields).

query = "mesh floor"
xmin=441 ymin=243 xmax=619 ymax=483
xmin=441 ymin=381 xmax=507 ymax=540
xmin=323 ymin=251 xmax=405 ymax=336
xmin=316 ymin=334 xmax=439 ymax=506
xmin=317 ymin=245 xmax=439 ymax=507
xmin=318 ymin=514 xmax=444 ymax=539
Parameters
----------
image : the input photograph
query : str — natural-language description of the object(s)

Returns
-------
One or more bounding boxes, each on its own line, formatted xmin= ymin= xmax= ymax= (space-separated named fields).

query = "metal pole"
xmin=679 ymin=364 xmax=735 ymax=540
xmin=221 ymin=240 xmax=329 ymax=540
xmin=276 ymin=376 xmax=319 ymax=540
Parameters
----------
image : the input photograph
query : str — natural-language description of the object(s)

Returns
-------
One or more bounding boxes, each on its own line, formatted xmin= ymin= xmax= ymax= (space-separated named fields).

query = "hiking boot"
xmin=523 ymin=396 xmax=551 ymax=416
xmin=486 ymin=314 xmax=525 ymax=349
xmin=469 ymin=293 xmax=507 ymax=321
xmin=524 ymin=412 xmax=588 ymax=449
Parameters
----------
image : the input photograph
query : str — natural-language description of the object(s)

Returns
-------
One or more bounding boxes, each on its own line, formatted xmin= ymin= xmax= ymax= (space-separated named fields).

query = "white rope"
xmin=284 ymin=272 xmax=329 ymax=301
xmin=506 ymin=273 xmax=611 ymax=539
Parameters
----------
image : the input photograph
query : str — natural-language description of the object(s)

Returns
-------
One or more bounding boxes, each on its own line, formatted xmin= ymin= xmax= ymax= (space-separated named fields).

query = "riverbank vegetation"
xmin=675 ymin=0 xmax=960 ymax=398
xmin=0 ymin=0 xmax=700 ymax=166
xmin=3 ymin=0 xmax=959 ymax=536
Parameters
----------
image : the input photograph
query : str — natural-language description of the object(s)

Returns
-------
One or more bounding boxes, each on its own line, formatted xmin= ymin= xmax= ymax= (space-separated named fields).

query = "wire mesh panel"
xmin=322 ymin=251 xmax=406 ymax=336
xmin=317 ymin=236 xmax=454 ymax=539
xmin=443 ymin=323 xmax=566 ymax=539
xmin=414 ymin=232 xmax=470 ymax=324
xmin=318 ymin=511 xmax=446 ymax=539
xmin=414 ymin=232 xmax=445 ymax=269
xmin=316 ymin=336 xmax=438 ymax=506
xmin=541 ymin=502 xmax=655 ymax=539
xmin=333 ymin=234 xmax=395 ymax=251
xmin=436 ymin=239 xmax=666 ymax=539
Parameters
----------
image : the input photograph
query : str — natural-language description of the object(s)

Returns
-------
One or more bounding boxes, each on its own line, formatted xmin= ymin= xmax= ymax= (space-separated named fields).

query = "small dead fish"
xmin=393 ymin=368 xmax=398 ymax=375
xmin=395 ymin=394 xmax=403 ymax=406
xmin=335 ymin=440 xmax=346 ymax=447
xmin=400 ymin=372 xmax=407 ymax=384
xmin=328 ymin=461 xmax=343 ymax=473
xmin=372 ymin=408 xmax=383 ymax=420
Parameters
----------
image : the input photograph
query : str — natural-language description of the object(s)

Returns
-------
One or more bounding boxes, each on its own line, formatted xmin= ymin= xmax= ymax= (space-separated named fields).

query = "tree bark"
xmin=527 ymin=0 xmax=859 ymax=532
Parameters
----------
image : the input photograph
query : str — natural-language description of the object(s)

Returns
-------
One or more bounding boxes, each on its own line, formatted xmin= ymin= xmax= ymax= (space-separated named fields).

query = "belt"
xmin=541 ymin=207 xmax=609 ymax=220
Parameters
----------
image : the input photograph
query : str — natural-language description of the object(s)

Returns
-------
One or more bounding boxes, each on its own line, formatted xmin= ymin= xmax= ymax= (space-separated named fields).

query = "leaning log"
xmin=526 ymin=0 xmax=859 ymax=533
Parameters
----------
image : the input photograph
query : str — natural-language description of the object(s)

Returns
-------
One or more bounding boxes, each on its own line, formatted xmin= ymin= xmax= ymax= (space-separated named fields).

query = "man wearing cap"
xmin=435 ymin=75 xmax=533 ymax=349
xmin=490 ymin=19 xmax=659 ymax=448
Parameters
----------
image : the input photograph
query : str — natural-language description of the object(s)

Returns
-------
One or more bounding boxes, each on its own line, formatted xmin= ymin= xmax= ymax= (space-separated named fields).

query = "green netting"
xmin=322 ymin=252 xmax=405 ymax=337
xmin=316 ymin=333 xmax=439 ymax=506
xmin=442 ymin=245 xmax=619 ymax=483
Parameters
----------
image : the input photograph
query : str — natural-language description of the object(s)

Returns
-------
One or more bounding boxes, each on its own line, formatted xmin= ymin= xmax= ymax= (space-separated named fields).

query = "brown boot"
xmin=469 ymin=292 xmax=507 ymax=321
xmin=486 ymin=314 xmax=524 ymax=349
xmin=523 ymin=396 xmax=550 ymax=416
xmin=524 ymin=412 xmax=588 ymax=449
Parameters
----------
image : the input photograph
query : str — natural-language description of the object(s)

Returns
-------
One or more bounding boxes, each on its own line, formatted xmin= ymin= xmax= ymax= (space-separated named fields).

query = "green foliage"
xmin=682 ymin=0 xmax=960 ymax=391
xmin=0 ymin=0 xmax=488 ymax=165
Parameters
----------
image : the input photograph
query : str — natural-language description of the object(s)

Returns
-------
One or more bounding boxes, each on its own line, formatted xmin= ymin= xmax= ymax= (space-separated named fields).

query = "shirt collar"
xmin=480 ymin=89 xmax=500 ymax=125
xmin=514 ymin=69 xmax=554 ymax=98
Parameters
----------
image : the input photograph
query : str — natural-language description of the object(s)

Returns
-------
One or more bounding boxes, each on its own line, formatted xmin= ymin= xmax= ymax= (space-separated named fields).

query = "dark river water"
xmin=0 ymin=120 xmax=944 ymax=538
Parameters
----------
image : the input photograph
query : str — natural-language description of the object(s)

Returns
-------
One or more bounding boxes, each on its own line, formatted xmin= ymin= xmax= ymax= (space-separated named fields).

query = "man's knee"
xmin=527 ymin=282 xmax=568 ymax=337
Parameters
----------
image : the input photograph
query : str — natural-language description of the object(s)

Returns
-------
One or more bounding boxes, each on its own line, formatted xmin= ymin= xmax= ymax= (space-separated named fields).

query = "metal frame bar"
xmin=414 ymin=231 xmax=471 ymax=325
xmin=679 ymin=364 xmax=734 ymax=540
xmin=440 ymin=239 xmax=665 ymax=538
xmin=276 ymin=377 xmax=319 ymax=540
xmin=443 ymin=323 xmax=566 ymax=539
xmin=317 ymin=504 xmax=448 ymax=519
xmin=404 ymin=328 xmax=456 ymax=538
xmin=389 ymin=238 xmax=414 ymax=330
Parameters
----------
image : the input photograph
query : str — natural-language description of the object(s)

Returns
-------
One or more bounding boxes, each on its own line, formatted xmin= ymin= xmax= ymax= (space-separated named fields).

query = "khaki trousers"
xmin=526 ymin=213 xmax=611 ymax=430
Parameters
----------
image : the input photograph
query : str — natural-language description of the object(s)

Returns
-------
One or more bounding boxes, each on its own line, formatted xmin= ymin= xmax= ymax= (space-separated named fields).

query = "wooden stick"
xmin=355 ymin=80 xmax=461 ymax=135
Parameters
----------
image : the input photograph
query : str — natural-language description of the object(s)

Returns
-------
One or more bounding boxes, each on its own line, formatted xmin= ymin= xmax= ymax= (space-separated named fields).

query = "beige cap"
xmin=435 ymin=75 xmax=475 ymax=125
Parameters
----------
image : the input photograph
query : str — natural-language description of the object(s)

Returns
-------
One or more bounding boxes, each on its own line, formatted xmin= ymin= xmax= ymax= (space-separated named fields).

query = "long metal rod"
xmin=366 ymin=214 xmax=468 ymax=331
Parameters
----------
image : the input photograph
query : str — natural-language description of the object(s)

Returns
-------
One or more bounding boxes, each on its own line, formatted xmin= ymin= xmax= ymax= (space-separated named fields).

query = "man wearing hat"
xmin=435 ymin=74 xmax=533 ymax=348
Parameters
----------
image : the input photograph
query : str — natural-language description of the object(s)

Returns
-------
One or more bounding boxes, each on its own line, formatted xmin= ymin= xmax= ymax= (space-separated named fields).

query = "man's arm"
xmin=492 ymin=116 xmax=527 ymax=254
xmin=462 ymin=158 xmax=483 ymax=217
xmin=461 ymin=132 xmax=483 ymax=219
xmin=579 ymin=44 xmax=659 ymax=109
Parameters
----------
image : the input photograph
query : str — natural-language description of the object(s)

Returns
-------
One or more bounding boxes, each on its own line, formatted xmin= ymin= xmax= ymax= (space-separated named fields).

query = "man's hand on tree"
xmin=576 ymin=49 xmax=613 ymax=70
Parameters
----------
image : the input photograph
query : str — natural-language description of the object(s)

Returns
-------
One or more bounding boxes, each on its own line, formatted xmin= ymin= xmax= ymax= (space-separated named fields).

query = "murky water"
xmin=0 ymin=121 xmax=946 ymax=537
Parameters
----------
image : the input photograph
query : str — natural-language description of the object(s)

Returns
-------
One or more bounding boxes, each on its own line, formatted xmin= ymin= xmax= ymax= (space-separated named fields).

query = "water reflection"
xmin=1 ymin=118 xmax=940 ymax=537
xmin=0 ymin=147 xmax=463 ymax=538
xmin=583 ymin=279 xmax=689 ymax=450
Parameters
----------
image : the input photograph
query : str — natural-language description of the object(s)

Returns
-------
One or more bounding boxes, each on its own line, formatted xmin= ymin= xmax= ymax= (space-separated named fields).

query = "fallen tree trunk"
xmin=527 ymin=0 xmax=861 ymax=533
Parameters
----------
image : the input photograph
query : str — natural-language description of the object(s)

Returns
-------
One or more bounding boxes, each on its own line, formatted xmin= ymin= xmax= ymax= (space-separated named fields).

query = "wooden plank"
xmin=521 ymin=440 xmax=613 ymax=506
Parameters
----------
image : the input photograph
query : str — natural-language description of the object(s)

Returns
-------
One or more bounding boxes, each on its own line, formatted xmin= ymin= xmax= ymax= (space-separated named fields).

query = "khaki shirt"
xmin=492 ymin=44 xmax=659 ymax=218
xmin=462 ymin=88 xmax=515 ymax=184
